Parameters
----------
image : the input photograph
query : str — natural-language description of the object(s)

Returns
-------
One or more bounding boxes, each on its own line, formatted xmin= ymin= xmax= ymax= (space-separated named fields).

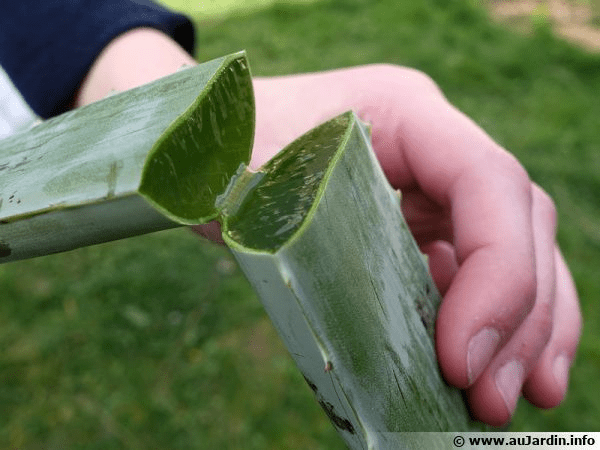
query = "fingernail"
xmin=467 ymin=328 xmax=500 ymax=384
xmin=496 ymin=360 xmax=525 ymax=415
xmin=553 ymin=354 xmax=570 ymax=392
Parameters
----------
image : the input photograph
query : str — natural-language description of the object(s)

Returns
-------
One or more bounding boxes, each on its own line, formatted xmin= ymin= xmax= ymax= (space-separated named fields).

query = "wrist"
xmin=75 ymin=27 xmax=196 ymax=107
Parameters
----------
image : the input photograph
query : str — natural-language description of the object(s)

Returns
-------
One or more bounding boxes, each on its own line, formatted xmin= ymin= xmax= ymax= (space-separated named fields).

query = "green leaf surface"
xmin=0 ymin=52 xmax=254 ymax=263
xmin=225 ymin=112 xmax=484 ymax=449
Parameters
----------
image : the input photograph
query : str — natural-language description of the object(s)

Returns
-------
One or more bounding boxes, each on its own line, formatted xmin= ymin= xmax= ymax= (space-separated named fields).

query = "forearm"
xmin=75 ymin=28 xmax=197 ymax=107
xmin=0 ymin=1 xmax=194 ymax=118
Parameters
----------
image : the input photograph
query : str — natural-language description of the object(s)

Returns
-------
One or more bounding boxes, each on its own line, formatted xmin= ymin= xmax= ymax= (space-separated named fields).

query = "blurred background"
xmin=1 ymin=0 xmax=599 ymax=448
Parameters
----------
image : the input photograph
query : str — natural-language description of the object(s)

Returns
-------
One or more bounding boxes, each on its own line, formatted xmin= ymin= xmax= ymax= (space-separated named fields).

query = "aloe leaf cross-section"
xmin=0 ymin=52 xmax=254 ymax=262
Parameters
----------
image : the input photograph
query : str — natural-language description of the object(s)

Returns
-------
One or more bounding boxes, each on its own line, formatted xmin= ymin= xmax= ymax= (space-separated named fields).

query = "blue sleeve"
xmin=0 ymin=0 xmax=195 ymax=118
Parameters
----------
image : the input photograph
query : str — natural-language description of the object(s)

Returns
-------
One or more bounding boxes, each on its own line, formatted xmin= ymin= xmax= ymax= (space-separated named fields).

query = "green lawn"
xmin=2 ymin=1 xmax=600 ymax=448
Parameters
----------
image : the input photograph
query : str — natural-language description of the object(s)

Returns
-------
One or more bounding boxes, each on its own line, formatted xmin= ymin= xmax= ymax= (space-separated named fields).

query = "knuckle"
xmin=402 ymin=68 xmax=442 ymax=94
xmin=485 ymin=149 xmax=533 ymax=206
xmin=501 ymin=152 xmax=531 ymax=192
xmin=368 ymin=64 xmax=444 ymax=97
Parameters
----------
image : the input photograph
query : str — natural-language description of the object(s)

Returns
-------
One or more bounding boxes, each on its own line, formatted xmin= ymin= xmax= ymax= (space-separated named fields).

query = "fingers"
xmin=400 ymin=96 xmax=539 ymax=392
xmin=414 ymin=178 xmax=577 ymax=427
xmin=366 ymin=67 xmax=578 ymax=425
xmin=464 ymin=186 xmax=559 ymax=425
xmin=373 ymin=76 xmax=539 ymax=401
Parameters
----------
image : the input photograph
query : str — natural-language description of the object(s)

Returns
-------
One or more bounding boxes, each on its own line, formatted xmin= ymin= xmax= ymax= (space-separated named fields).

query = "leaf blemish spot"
xmin=319 ymin=400 xmax=355 ymax=435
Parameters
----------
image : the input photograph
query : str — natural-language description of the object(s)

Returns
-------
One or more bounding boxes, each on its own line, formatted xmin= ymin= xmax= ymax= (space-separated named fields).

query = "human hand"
xmin=73 ymin=30 xmax=581 ymax=425
xmin=251 ymin=65 xmax=582 ymax=426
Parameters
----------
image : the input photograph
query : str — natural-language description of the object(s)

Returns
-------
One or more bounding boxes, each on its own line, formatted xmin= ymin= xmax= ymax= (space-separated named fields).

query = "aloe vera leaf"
xmin=0 ymin=52 xmax=254 ymax=263
xmin=223 ymin=112 xmax=484 ymax=449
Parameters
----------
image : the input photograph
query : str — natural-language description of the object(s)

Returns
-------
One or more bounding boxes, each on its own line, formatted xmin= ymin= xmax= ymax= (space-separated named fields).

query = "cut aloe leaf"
xmin=0 ymin=52 xmax=254 ymax=262
xmin=222 ymin=112 xmax=485 ymax=449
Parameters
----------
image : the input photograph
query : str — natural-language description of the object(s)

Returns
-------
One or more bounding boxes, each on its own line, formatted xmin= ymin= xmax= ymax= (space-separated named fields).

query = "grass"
xmin=2 ymin=0 xmax=600 ymax=448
